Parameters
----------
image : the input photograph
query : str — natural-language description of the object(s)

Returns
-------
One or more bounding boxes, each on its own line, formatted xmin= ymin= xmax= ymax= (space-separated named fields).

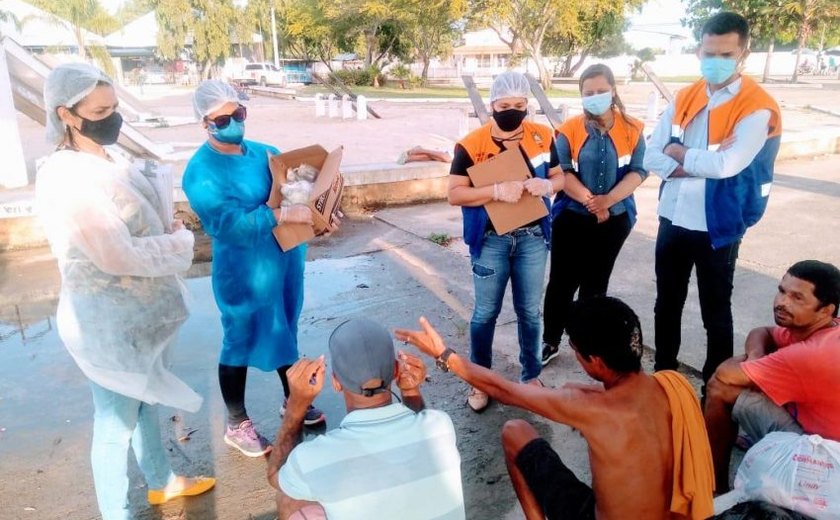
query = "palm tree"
xmin=781 ymin=0 xmax=840 ymax=82
xmin=29 ymin=0 xmax=117 ymax=73
xmin=0 ymin=8 xmax=21 ymax=37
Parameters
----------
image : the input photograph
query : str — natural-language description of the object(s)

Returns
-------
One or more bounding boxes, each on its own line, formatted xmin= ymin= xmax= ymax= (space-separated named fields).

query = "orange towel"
xmin=653 ymin=371 xmax=715 ymax=520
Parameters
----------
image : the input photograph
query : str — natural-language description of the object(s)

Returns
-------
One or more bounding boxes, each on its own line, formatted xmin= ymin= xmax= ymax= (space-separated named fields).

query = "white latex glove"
xmin=278 ymin=205 xmax=313 ymax=225
xmin=492 ymin=181 xmax=524 ymax=203
xmin=523 ymin=177 xmax=553 ymax=197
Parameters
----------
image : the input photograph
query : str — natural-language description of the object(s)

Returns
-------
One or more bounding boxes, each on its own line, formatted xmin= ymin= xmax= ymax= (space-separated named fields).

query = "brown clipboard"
xmin=466 ymin=146 xmax=548 ymax=235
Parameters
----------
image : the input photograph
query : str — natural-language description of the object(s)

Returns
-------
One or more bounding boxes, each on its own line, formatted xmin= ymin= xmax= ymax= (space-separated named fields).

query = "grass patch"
xmin=428 ymin=232 xmax=453 ymax=246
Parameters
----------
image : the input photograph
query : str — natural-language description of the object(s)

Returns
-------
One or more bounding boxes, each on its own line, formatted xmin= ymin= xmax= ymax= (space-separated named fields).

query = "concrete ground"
xmin=1 ymin=150 xmax=839 ymax=519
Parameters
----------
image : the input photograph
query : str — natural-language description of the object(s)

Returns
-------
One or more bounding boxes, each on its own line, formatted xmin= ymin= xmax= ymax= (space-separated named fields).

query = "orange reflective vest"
xmin=457 ymin=120 xmax=555 ymax=256
xmin=553 ymin=111 xmax=644 ymax=224
xmin=671 ymin=76 xmax=782 ymax=247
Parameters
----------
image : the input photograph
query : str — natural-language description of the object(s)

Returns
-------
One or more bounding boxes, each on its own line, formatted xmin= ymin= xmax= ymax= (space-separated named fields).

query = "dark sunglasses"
xmin=205 ymin=105 xmax=247 ymax=129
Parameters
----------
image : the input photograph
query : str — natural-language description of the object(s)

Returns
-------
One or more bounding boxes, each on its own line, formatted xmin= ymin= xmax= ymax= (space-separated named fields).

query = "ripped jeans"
xmin=470 ymin=226 xmax=548 ymax=382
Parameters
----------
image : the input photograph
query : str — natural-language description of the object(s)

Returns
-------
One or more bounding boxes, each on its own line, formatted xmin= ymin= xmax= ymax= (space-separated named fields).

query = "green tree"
xmin=471 ymin=0 xmax=640 ymax=89
xmin=281 ymin=0 xmax=346 ymax=69
xmin=325 ymin=0 xmax=410 ymax=68
xmin=685 ymin=0 xmax=796 ymax=82
xmin=401 ymin=0 xmax=467 ymax=85
xmin=29 ymin=0 xmax=118 ymax=73
xmin=629 ymin=47 xmax=655 ymax=80
xmin=149 ymin=0 xmax=236 ymax=78
xmin=192 ymin=0 xmax=236 ymax=76
xmin=148 ymin=0 xmax=192 ymax=61
xmin=0 ymin=8 xmax=21 ymax=37
xmin=780 ymin=0 xmax=840 ymax=82
xmin=113 ymin=0 xmax=153 ymax=26
xmin=470 ymin=0 xmax=572 ymax=90
xmin=547 ymin=4 xmax=637 ymax=78
xmin=684 ymin=0 xmax=840 ymax=82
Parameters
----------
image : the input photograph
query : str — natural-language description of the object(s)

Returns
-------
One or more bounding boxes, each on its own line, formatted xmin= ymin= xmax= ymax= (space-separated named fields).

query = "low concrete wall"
xmin=0 ymin=161 xmax=452 ymax=251
xmin=2 ymin=132 xmax=838 ymax=251
xmin=777 ymin=133 xmax=840 ymax=160
xmin=341 ymin=161 xmax=449 ymax=215
xmin=0 ymin=213 xmax=44 ymax=251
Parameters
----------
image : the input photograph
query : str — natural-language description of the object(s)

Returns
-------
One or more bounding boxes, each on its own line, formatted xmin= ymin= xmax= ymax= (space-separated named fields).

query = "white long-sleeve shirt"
xmin=643 ymin=78 xmax=771 ymax=232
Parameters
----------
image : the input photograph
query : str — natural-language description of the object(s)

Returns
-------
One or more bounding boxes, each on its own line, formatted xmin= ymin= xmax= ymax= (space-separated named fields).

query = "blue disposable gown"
xmin=183 ymin=140 xmax=305 ymax=371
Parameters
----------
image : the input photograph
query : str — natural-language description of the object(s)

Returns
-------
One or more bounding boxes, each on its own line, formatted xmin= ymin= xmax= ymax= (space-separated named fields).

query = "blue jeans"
xmin=470 ymin=226 xmax=548 ymax=382
xmin=89 ymin=382 xmax=175 ymax=520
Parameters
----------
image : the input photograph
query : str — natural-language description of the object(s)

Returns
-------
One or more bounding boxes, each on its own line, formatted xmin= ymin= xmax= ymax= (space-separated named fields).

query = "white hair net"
xmin=43 ymin=63 xmax=113 ymax=145
xmin=490 ymin=71 xmax=531 ymax=102
xmin=193 ymin=80 xmax=240 ymax=120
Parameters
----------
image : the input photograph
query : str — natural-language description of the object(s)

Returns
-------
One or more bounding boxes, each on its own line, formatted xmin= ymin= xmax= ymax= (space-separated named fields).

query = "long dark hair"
xmin=578 ymin=64 xmax=635 ymax=128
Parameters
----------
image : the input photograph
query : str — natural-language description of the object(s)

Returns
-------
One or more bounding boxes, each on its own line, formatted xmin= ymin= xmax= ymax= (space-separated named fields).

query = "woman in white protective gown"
xmin=35 ymin=63 xmax=215 ymax=520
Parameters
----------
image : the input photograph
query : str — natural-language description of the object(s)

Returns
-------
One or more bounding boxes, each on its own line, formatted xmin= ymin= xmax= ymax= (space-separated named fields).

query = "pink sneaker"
xmin=224 ymin=419 xmax=271 ymax=457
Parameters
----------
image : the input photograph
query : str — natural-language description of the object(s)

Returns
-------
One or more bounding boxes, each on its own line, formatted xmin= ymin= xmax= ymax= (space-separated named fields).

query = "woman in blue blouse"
xmin=541 ymin=64 xmax=648 ymax=365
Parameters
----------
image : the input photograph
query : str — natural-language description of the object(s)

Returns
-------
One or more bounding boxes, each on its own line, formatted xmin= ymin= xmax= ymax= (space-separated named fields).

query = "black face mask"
xmin=492 ymin=108 xmax=527 ymax=132
xmin=74 ymin=111 xmax=123 ymax=146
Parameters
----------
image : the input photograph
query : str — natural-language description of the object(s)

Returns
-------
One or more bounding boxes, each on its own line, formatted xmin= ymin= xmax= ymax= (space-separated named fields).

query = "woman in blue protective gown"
xmin=183 ymin=80 xmax=326 ymax=457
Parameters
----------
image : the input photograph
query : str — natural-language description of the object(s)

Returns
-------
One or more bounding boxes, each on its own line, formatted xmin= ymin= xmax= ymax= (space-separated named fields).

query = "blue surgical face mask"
xmin=701 ymin=57 xmax=738 ymax=85
xmin=209 ymin=119 xmax=245 ymax=144
xmin=581 ymin=91 xmax=613 ymax=116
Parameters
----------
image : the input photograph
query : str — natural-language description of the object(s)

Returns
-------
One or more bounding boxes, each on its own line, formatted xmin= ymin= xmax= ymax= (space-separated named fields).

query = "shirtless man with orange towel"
xmin=397 ymin=297 xmax=714 ymax=520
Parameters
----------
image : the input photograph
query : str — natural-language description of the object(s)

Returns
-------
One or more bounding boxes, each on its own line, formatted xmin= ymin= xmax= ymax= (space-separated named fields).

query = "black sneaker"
xmin=541 ymin=343 xmax=560 ymax=366
xmin=280 ymin=400 xmax=326 ymax=426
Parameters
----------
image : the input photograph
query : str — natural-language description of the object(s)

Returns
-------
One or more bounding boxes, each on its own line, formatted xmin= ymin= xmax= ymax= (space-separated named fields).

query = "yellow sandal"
xmin=147 ymin=476 xmax=216 ymax=505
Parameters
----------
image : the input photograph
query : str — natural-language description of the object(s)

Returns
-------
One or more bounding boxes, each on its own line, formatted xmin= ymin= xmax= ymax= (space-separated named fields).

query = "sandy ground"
xmin=3 ymin=77 xmax=840 ymax=519
xmin=3 ymin=150 xmax=840 ymax=518
xmin=0 ymin=217 xmax=604 ymax=520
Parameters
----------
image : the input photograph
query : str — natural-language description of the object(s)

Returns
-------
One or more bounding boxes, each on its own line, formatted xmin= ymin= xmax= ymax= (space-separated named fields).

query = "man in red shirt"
xmin=704 ymin=260 xmax=840 ymax=490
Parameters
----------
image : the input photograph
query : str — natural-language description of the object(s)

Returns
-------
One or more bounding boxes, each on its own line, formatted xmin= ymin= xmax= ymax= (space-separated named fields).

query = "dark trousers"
xmin=543 ymin=210 xmax=632 ymax=346
xmin=654 ymin=217 xmax=740 ymax=385
xmin=219 ymin=364 xmax=291 ymax=426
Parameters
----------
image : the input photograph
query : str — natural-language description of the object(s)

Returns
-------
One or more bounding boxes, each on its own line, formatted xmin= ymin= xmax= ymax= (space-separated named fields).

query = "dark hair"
xmin=787 ymin=260 xmax=840 ymax=317
xmin=578 ymin=63 xmax=636 ymax=129
xmin=702 ymin=11 xmax=750 ymax=48
xmin=59 ymin=79 xmax=111 ymax=151
xmin=566 ymin=296 xmax=643 ymax=374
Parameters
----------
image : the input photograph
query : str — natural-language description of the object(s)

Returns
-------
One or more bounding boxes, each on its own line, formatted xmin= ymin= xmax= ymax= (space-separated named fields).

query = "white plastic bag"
xmin=731 ymin=432 xmax=840 ymax=520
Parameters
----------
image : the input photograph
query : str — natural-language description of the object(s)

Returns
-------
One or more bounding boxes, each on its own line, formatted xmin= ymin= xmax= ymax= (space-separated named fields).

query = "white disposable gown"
xmin=36 ymin=148 xmax=202 ymax=412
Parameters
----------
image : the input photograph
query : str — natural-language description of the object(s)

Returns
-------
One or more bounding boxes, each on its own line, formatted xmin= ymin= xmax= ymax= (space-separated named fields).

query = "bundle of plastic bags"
xmin=280 ymin=163 xmax=318 ymax=206
xmin=714 ymin=432 xmax=840 ymax=520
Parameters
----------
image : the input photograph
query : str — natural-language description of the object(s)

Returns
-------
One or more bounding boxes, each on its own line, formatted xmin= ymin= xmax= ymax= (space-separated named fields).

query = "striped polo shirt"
xmin=278 ymin=403 xmax=465 ymax=519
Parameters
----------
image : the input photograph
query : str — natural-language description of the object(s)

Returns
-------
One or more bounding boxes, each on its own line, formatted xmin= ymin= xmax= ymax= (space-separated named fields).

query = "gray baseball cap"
xmin=328 ymin=319 xmax=395 ymax=396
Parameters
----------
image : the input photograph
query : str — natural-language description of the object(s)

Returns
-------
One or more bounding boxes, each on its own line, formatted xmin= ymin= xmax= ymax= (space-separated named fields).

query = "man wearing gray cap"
xmin=266 ymin=319 xmax=465 ymax=520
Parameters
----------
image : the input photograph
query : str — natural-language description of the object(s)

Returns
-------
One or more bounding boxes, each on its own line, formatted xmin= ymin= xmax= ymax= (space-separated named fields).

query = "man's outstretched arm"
xmin=395 ymin=317 xmax=594 ymax=429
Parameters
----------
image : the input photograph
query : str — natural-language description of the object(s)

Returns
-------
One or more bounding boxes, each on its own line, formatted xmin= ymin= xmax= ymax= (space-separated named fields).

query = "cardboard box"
xmin=267 ymin=145 xmax=345 ymax=251
xmin=466 ymin=146 xmax=548 ymax=235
